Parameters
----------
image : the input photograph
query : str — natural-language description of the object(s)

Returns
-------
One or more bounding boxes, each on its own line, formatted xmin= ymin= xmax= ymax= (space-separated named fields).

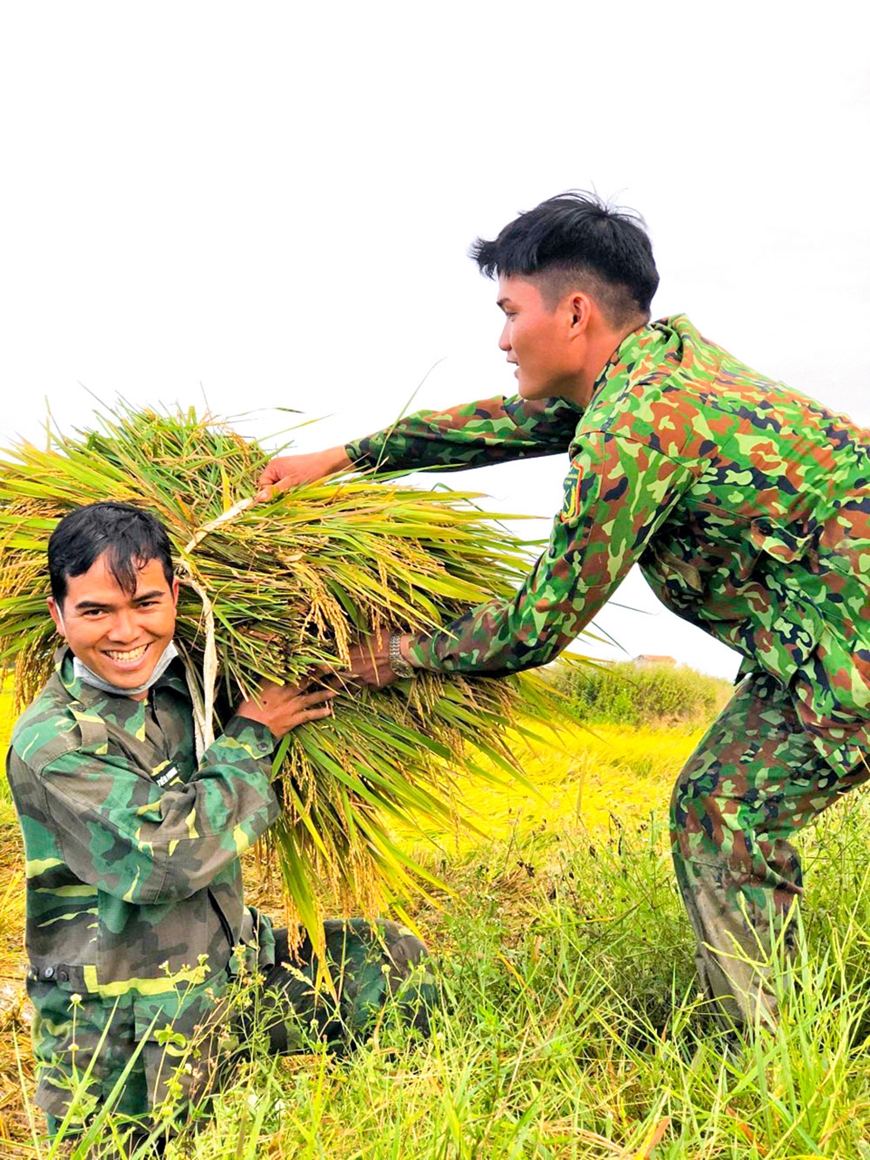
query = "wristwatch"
xmin=388 ymin=633 xmax=416 ymax=678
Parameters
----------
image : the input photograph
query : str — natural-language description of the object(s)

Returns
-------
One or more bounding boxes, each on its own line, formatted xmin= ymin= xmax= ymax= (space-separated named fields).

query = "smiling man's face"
xmin=496 ymin=275 xmax=585 ymax=402
xmin=48 ymin=553 xmax=179 ymax=698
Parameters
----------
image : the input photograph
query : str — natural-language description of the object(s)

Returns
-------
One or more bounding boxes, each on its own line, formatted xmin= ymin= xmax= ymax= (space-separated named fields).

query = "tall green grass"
xmin=9 ymin=671 xmax=870 ymax=1157
xmin=31 ymin=793 xmax=870 ymax=1158
xmin=554 ymin=661 xmax=732 ymax=728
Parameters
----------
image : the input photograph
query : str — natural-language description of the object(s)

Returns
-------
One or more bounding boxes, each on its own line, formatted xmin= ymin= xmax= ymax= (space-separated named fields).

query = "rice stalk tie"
xmin=184 ymin=494 xmax=256 ymax=554
xmin=180 ymin=573 xmax=218 ymax=753
xmin=181 ymin=495 xmax=257 ymax=752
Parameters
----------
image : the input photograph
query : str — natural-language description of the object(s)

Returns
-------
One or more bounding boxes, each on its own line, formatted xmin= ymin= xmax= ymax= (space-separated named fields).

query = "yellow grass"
xmin=0 ymin=690 xmax=14 ymax=764
xmin=394 ymin=722 xmax=701 ymax=854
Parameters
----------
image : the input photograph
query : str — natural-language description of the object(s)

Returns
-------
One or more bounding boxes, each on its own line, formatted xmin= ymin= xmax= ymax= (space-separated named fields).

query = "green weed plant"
xmin=555 ymin=660 xmax=732 ymax=729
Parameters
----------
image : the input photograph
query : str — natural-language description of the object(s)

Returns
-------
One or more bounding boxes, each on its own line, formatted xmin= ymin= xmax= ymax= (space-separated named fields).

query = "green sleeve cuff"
xmin=221 ymin=715 xmax=277 ymax=758
xmin=344 ymin=439 xmax=371 ymax=467
xmin=407 ymin=635 xmax=436 ymax=670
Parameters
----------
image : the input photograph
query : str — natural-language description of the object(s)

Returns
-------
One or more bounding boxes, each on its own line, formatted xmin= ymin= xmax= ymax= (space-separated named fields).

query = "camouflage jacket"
xmin=7 ymin=651 xmax=279 ymax=1000
xmin=347 ymin=315 xmax=870 ymax=768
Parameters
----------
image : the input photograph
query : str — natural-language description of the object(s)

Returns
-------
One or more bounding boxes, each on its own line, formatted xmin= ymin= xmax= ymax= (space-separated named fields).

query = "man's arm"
xmin=346 ymin=394 xmax=584 ymax=472
xmin=402 ymin=432 xmax=695 ymax=674
xmin=24 ymin=683 xmax=335 ymax=906
xmin=256 ymin=395 xmax=583 ymax=497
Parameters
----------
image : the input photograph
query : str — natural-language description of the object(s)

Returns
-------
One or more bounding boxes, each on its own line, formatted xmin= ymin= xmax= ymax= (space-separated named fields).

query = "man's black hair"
xmin=48 ymin=502 xmax=175 ymax=605
xmin=470 ymin=191 xmax=659 ymax=326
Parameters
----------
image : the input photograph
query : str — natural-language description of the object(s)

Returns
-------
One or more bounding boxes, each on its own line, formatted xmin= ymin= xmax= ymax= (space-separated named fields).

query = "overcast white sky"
xmin=2 ymin=2 xmax=868 ymax=678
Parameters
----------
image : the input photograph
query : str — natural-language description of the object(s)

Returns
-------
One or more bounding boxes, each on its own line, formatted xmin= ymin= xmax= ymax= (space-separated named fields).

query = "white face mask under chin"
xmin=57 ymin=606 xmax=179 ymax=696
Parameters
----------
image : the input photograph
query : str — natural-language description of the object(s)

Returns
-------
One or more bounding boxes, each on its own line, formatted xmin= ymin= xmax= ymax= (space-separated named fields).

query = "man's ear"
xmin=171 ymin=577 xmax=180 ymax=608
xmin=47 ymin=596 xmax=66 ymax=638
xmin=567 ymin=292 xmax=594 ymax=334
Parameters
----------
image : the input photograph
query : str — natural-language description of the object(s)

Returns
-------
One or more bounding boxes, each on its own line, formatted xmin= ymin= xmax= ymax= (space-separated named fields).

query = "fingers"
xmin=254 ymin=448 xmax=349 ymax=505
xmin=287 ymin=698 xmax=337 ymax=731
xmin=253 ymin=477 xmax=293 ymax=505
xmin=256 ymin=460 xmax=284 ymax=488
xmin=296 ymin=688 xmax=338 ymax=709
xmin=254 ymin=459 xmax=299 ymax=505
xmin=296 ymin=703 xmax=335 ymax=723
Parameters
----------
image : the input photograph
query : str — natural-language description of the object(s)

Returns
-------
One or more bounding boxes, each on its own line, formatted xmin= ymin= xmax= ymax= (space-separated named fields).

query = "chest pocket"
xmin=30 ymin=704 xmax=113 ymax=771
xmin=71 ymin=705 xmax=110 ymax=750
xmin=73 ymin=702 xmax=187 ymax=786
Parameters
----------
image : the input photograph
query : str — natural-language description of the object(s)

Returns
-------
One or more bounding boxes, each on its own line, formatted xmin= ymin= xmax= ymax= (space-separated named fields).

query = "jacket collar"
xmin=55 ymin=647 xmax=189 ymax=707
xmin=589 ymin=314 xmax=697 ymax=405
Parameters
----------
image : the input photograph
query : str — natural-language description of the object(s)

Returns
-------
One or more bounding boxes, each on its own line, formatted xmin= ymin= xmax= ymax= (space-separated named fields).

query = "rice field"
xmin=4 ymin=683 xmax=870 ymax=1157
xmin=394 ymin=721 xmax=699 ymax=853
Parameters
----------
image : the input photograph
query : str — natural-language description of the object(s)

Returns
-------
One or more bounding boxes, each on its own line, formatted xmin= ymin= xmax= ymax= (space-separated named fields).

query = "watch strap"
xmin=388 ymin=633 xmax=416 ymax=678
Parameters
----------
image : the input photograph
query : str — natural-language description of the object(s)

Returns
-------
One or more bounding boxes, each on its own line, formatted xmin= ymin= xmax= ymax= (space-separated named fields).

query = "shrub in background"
xmin=554 ymin=659 xmax=733 ymax=728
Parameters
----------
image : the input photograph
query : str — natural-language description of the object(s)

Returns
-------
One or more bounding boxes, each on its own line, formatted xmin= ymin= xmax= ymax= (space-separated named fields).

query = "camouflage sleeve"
xmin=345 ymin=395 xmax=583 ymax=472
xmin=406 ymin=432 xmax=695 ymax=673
xmin=32 ymin=716 xmax=280 ymax=905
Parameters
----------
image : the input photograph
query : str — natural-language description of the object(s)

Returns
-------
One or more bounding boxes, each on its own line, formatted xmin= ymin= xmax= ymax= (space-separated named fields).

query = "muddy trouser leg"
xmin=669 ymin=672 xmax=870 ymax=1029
xmin=255 ymin=919 xmax=438 ymax=1053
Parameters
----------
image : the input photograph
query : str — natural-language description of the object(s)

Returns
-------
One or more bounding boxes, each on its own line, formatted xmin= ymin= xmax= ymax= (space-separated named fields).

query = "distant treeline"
xmin=553 ymin=660 xmax=734 ymax=728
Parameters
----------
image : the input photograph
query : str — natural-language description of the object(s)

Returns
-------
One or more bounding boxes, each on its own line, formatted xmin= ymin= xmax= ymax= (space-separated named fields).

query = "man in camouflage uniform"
xmin=259 ymin=191 xmax=870 ymax=1029
xmin=7 ymin=502 xmax=433 ymax=1151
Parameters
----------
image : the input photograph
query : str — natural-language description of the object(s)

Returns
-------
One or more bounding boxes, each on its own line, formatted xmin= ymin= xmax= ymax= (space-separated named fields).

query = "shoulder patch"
xmin=560 ymin=461 xmax=584 ymax=524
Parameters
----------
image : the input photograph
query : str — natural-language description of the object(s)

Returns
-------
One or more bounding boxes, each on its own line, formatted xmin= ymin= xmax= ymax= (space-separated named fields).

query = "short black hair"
xmin=48 ymin=502 xmax=175 ymax=605
xmin=471 ymin=191 xmax=659 ymax=326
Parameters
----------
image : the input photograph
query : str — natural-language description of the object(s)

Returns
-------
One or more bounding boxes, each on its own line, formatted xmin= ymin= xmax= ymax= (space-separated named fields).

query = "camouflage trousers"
xmin=37 ymin=918 xmax=436 ymax=1153
xmin=670 ymin=672 xmax=870 ymax=1028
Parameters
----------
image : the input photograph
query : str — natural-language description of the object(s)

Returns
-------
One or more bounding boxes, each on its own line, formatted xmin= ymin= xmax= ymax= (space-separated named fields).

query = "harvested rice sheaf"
xmin=0 ymin=406 xmax=566 ymax=938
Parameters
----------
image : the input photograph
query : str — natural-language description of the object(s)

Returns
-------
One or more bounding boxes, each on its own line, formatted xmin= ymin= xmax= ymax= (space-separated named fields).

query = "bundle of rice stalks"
xmin=0 ymin=405 xmax=566 ymax=940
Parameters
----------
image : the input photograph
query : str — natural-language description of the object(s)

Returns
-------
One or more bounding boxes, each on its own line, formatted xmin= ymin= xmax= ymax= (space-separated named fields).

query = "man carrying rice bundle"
xmin=260 ymin=191 xmax=870 ymax=1032
xmin=7 ymin=502 xmax=435 ymax=1154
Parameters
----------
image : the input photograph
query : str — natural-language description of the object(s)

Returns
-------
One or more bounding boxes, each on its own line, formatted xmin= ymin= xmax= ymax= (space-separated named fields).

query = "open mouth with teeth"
xmin=103 ymin=644 xmax=150 ymax=665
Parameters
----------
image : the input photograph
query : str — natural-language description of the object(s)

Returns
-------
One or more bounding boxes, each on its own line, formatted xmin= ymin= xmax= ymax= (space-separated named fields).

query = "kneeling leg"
xmin=258 ymin=919 xmax=437 ymax=1052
